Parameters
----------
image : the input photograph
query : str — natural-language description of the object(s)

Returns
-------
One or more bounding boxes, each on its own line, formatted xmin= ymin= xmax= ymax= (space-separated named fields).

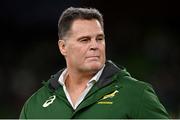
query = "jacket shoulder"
xmin=114 ymin=73 xmax=169 ymax=118
xmin=19 ymin=85 xmax=51 ymax=118
xmin=116 ymin=71 xmax=152 ymax=90
xmin=25 ymin=84 xmax=52 ymax=106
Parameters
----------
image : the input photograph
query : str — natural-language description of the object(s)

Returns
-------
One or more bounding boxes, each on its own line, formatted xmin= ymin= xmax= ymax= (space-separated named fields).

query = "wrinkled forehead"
xmin=70 ymin=19 xmax=104 ymax=36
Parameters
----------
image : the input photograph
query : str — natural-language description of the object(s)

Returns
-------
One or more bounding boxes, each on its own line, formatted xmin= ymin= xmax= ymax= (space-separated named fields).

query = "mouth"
xmin=86 ymin=56 xmax=100 ymax=60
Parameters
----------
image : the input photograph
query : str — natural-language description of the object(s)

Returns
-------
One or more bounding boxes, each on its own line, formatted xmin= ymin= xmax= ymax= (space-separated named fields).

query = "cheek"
xmin=100 ymin=44 xmax=106 ymax=53
xmin=67 ymin=45 xmax=86 ymax=58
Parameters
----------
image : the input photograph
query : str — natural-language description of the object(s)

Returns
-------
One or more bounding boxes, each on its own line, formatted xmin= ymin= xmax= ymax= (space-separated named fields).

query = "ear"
xmin=58 ymin=40 xmax=67 ymax=56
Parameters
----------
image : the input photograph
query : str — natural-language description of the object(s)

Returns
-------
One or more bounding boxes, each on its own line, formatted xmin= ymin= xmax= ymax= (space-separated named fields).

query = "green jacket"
xmin=20 ymin=60 xmax=169 ymax=119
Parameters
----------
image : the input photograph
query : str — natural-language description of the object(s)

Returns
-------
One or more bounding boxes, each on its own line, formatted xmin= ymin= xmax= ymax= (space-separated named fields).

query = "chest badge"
xmin=101 ymin=90 xmax=119 ymax=100
xmin=97 ymin=90 xmax=119 ymax=104
xmin=43 ymin=95 xmax=56 ymax=107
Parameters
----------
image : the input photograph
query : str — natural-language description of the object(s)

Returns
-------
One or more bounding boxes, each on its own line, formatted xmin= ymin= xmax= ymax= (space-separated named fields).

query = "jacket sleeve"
xmin=19 ymin=102 xmax=27 ymax=119
xmin=137 ymin=84 xmax=170 ymax=118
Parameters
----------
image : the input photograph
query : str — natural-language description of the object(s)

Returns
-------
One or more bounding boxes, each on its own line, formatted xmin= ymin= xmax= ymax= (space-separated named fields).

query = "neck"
xmin=66 ymin=68 xmax=96 ymax=86
xmin=64 ymin=69 xmax=96 ymax=106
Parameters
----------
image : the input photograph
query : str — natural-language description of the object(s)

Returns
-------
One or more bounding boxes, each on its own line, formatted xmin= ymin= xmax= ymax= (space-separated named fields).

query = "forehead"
xmin=70 ymin=19 xmax=104 ymax=36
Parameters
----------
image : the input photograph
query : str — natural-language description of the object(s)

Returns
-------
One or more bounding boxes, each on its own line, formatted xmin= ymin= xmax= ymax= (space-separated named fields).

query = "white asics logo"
xmin=43 ymin=95 xmax=56 ymax=107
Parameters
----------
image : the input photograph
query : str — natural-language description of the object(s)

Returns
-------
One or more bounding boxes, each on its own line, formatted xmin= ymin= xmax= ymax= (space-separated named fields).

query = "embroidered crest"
xmin=43 ymin=95 xmax=56 ymax=107
xmin=97 ymin=90 xmax=119 ymax=104
xmin=101 ymin=90 xmax=119 ymax=100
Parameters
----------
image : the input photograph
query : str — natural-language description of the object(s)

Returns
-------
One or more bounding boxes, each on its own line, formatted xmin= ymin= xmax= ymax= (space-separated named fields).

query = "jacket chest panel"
xmin=73 ymin=97 xmax=129 ymax=119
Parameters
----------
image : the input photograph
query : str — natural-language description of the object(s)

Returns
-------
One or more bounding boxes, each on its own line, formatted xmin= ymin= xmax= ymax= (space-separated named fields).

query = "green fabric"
xmin=20 ymin=64 xmax=169 ymax=119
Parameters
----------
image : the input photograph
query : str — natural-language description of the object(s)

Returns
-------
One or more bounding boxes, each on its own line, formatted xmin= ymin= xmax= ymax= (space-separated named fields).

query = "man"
xmin=20 ymin=7 xmax=169 ymax=119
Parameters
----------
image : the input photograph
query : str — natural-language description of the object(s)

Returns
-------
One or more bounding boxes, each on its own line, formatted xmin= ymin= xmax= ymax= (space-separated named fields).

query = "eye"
xmin=81 ymin=38 xmax=88 ymax=42
xmin=96 ymin=36 xmax=104 ymax=41
xmin=79 ymin=37 xmax=90 ymax=43
xmin=97 ymin=38 xmax=103 ymax=41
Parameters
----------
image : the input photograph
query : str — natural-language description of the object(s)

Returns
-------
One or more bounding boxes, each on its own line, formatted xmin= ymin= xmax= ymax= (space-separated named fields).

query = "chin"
xmin=87 ymin=62 xmax=103 ymax=71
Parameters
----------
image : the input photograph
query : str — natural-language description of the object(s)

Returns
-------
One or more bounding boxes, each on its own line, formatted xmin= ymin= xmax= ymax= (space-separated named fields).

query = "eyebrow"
xmin=77 ymin=33 xmax=105 ymax=40
xmin=77 ymin=36 xmax=91 ymax=41
xmin=97 ymin=34 xmax=105 ymax=38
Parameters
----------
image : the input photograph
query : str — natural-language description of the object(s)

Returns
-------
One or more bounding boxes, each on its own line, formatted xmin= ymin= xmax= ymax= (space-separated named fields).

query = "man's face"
xmin=59 ymin=19 xmax=106 ymax=74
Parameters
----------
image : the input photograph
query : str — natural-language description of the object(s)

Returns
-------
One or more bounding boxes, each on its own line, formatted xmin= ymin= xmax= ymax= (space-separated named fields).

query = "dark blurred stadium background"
xmin=1 ymin=0 xmax=180 ymax=118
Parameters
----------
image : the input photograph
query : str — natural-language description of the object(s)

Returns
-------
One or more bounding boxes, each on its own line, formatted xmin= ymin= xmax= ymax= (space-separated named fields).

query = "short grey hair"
xmin=58 ymin=7 xmax=104 ymax=40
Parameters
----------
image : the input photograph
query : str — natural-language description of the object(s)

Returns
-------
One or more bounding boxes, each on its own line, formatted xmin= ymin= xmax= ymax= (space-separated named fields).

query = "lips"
xmin=86 ymin=56 xmax=100 ymax=61
xmin=86 ymin=56 xmax=99 ymax=58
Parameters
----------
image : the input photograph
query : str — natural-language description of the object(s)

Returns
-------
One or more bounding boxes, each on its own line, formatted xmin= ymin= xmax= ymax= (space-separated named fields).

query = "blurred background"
xmin=1 ymin=0 xmax=180 ymax=118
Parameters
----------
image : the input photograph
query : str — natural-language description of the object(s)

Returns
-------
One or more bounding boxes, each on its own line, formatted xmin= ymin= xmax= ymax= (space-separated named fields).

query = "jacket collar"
xmin=48 ymin=60 xmax=124 ymax=91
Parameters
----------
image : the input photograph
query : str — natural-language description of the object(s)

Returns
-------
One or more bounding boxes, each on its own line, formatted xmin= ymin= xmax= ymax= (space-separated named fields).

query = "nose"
xmin=90 ymin=39 xmax=98 ymax=50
